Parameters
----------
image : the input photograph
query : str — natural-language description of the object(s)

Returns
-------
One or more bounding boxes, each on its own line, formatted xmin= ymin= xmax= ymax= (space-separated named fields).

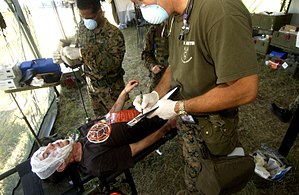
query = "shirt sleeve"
xmin=208 ymin=14 xmax=258 ymax=84
xmin=141 ymin=25 xmax=160 ymax=70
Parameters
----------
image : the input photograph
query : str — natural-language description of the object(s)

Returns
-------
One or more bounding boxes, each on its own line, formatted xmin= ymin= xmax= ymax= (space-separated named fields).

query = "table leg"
xmin=11 ymin=93 xmax=42 ymax=147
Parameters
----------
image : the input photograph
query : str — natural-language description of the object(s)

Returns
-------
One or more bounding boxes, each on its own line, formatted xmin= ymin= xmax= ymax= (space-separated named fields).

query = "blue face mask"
xmin=83 ymin=18 xmax=98 ymax=30
xmin=140 ymin=1 xmax=169 ymax=24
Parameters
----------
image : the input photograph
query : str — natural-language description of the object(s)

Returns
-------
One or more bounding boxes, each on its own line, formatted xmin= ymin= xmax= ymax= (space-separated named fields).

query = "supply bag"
xmin=196 ymin=155 xmax=255 ymax=195
xmin=197 ymin=113 xmax=239 ymax=156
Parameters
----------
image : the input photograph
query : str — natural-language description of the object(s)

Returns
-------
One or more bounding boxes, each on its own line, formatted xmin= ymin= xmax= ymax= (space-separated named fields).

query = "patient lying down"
xmin=30 ymin=80 xmax=177 ymax=179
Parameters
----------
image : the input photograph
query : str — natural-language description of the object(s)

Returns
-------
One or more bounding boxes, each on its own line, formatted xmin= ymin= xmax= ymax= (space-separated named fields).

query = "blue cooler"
xmin=20 ymin=58 xmax=61 ymax=75
xmin=20 ymin=58 xmax=62 ymax=84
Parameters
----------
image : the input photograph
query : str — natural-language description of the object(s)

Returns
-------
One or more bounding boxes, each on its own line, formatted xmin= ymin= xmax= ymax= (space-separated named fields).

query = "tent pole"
xmin=11 ymin=93 xmax=42 ymax=147
xmin=5 ymin=0 xmax=42 ymax=58
xmin=51 ymin=0 xmax=67 ymax=40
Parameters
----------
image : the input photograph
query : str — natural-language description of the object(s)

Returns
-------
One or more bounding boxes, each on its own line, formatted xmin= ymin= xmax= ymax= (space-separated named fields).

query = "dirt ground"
xmin=53 ymin=26 xmax=299 ymax=195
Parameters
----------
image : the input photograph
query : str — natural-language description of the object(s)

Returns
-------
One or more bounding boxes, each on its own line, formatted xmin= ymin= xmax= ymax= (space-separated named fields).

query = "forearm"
xmin=130 ymin=120 xmax=173 ymax=156
xmin=109 ymin=89 xmax=128 ymax=113
xmin=177 ymin=74 xmax=258 ymax=113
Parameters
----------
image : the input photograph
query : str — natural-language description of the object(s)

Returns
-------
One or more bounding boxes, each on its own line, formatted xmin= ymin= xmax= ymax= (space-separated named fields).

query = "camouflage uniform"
xmin=176 ymin=110 xmax=239 ymax=194
xmin=77 ymin=18 xmax=126 ymax=116
xmin=141 ymin=23 xmax=169 ymax=91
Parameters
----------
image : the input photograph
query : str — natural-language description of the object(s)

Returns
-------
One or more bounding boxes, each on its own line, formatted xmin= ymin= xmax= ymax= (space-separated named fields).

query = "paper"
xmin=127 ymin=87 xmax=178 ymax=126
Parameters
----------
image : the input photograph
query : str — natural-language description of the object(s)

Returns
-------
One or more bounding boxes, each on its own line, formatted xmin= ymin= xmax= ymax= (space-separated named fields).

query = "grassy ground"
xmin=53 ymin=26 xmax=299 ymax=195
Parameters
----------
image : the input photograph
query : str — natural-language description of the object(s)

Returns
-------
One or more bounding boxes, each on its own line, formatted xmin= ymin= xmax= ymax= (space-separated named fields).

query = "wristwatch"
xmin=178 ymin=100 xmax=187 ymax=116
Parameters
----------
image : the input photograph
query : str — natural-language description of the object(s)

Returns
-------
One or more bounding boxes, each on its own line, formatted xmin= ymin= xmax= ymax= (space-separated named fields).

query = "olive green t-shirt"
xmin=169 ymin=0 xmax=258 ymax=100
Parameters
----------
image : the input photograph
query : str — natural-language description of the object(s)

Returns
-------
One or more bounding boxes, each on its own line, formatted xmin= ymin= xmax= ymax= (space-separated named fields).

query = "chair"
xmin=14 ymin=159 xmax=44 ymax=195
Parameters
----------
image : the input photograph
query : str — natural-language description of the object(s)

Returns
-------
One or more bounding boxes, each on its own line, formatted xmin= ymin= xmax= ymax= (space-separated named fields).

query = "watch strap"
xmin=178 ymin=100 xmax=187 ymax=115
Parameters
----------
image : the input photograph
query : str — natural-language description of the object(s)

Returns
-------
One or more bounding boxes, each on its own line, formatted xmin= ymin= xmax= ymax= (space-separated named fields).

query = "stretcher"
xmin=13 ymin=127 xmax=177 ymax=195
xmin=62 ymin=128 xmax=178 ymax=195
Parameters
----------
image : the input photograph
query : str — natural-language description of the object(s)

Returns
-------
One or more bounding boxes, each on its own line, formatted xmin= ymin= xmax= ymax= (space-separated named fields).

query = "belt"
xmin=191 ymin=108 xmax=239 ymax=118
xmin=91 ymin=75 xmax=121 ymax=87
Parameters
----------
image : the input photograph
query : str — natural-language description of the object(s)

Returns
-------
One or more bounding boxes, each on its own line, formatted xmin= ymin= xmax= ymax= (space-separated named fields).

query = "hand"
xmin=62 ymin=46 xmax=81 ymax=60
xmin=147 ymin=99 xmax=178 ymax=120
xmin=151 ymin=65 xmax=163 ymax=74
xmin=124 ymin=80 xmax=139 ymax=93
xmin=52 ymin=50 xmax=62 ymax=64
xmin=133 ymin=91 xmax=159 ymax=112
xmin=166 ymin=117 xmax=177 ymax=129
xmin=61 ymin=54 xmax=83 ymax=68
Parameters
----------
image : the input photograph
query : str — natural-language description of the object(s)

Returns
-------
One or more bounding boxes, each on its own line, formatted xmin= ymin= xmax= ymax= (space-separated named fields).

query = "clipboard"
xmin=127 ymin=87 xmax=178 ymax=127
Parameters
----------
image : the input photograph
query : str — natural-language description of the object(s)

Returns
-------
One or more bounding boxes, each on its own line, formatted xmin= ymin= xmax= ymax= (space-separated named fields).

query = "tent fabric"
xmin=113 ymin=0 xmax=135 ymax=25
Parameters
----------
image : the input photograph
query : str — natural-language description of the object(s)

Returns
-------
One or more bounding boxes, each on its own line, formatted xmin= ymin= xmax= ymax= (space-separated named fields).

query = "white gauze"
xmin=30 ymin=142 xmax=73 ymax=179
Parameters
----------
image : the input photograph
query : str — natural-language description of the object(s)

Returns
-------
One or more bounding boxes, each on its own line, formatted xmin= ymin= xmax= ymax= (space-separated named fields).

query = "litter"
xmin=250 ymin=144 xmax=292 ymax=181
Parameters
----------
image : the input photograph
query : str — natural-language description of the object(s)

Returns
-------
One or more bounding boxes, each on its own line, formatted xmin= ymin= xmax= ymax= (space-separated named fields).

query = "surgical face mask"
xmin=140 ymin=2 xmax=169 ymax=24
xmin=83 ymin=18 xmax=98 ymax=30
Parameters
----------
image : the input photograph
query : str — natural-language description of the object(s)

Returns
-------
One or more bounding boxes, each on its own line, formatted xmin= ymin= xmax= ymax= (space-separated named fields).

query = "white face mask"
xmin=140 ymin=1 xmax=169 ymax=24
xmin=83 ymin=18 xmax=98 ymax=30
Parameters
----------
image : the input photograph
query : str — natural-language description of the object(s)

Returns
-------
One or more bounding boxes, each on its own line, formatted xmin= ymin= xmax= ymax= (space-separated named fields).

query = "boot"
xmin=270 ymin=103 xmax=292 ymax=123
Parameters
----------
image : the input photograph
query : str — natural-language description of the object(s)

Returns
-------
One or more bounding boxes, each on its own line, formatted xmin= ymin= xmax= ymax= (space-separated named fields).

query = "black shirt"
xmin=78 ymin=116 xmax=166 ymax=177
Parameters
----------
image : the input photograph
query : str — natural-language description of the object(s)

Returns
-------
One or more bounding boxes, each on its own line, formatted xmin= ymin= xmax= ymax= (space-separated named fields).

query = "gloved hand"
xmin=52 ymin=50 xmax=62 ymax=64
xmin=61 ymin=54 xmax=83 ymax=68
xmin=133 ymin=91 xmax=159 ymax=112
xmin=147 ymin=99 xmax=178 ymax=120
xmin=62 ymin=46 xmax=81 ymax=60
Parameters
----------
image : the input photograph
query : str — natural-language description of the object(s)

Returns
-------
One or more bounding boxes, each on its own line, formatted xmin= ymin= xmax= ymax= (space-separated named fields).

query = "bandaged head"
xmin=30 ymin=139 xmax=73 ymax=179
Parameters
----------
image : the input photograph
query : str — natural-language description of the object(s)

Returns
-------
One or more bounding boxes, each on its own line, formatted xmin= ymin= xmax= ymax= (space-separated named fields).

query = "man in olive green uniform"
xmin=55 ymin=0 xmax=126 ymax=116
xmin=142 ymin=22 xmax=169 ymax=91
xmin=133 ymin=0 xmax=259 ymax=194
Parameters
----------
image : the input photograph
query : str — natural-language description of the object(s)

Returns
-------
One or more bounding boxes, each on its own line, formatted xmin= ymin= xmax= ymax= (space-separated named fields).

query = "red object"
xmin=109 ymin=110 xmax=140 ymax=124
xmin=64 ymin=76 xmax=75 ymax=86
xmin=268 ymin=60 xmax=280 ymax=69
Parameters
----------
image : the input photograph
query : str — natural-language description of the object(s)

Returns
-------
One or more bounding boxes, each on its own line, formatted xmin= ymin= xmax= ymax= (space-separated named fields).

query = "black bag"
xmin=196 ymin=155 xmax=255 ymax=195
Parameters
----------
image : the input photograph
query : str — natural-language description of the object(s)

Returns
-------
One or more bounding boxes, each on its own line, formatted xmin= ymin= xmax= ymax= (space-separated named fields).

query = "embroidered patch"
xmin=87 ymin=120 xmax=111 ymax=143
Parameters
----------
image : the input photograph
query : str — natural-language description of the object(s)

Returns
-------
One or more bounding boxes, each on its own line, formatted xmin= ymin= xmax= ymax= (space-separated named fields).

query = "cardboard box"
xmin=254 ymin=39 xmax=270 ymax=55
xmin=271 ymin=31 xmax=299 ymax=54
xmin=0 ymin=78 xmax=19 ymax=90
xmin=0 ymin=63 xmax=22 ymax=80
xmin=252 ymin=13 xmax=292 ymax=31
xmin=284 ymin=24 xmax=299 ymax=32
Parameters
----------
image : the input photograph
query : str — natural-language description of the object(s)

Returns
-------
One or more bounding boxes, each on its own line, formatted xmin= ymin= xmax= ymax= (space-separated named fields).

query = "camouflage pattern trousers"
xmin=88 ymin=77 xmax=125 ymax=117
xmin=176 ymin=113 xmax=239 ymax=194
xmin=177 ymin=116 xmax=206 ymax=194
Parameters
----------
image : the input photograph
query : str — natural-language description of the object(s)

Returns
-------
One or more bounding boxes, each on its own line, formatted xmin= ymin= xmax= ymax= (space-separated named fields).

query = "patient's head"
xmin=30 ymin=139 xmax=73 ymax=179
